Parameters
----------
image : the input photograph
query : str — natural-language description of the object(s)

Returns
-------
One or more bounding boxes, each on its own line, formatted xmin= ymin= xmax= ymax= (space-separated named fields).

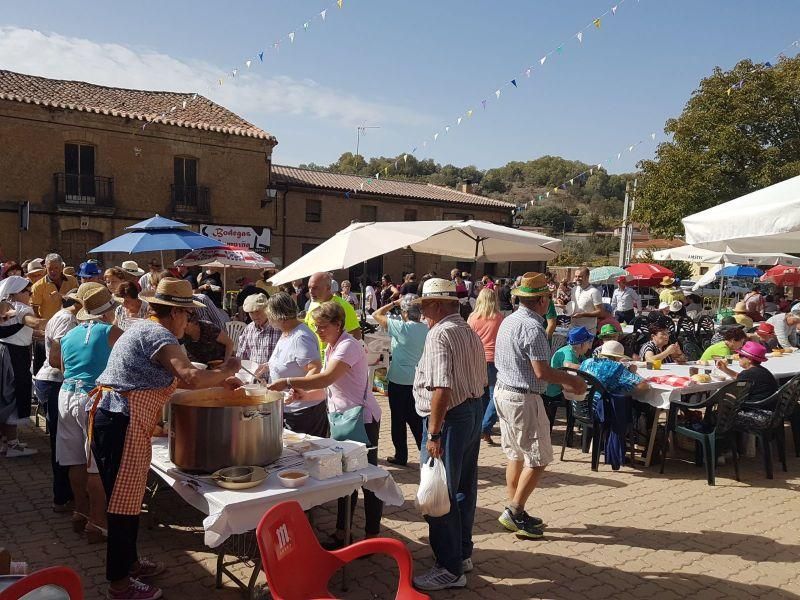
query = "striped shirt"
xmin=236 ymin=321 xmax=282 ymax=365
xmin=413 ymin=313 xmax=487 ymax=417
xmin=494 ymin=305 xmax=552 ymax=394
xmin=194 ymin=293 xmax=229 ymax=330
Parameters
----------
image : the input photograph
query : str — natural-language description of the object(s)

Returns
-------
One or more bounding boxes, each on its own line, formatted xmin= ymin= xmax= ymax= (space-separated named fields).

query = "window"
xmin=305 ymin=199 xmax=322 ymax=223
xmin=443 ymin=212 xmax=473 ymax=221
xmin=360 ymin=205 xmax=378 ymax=222
xmin=404 ymin=209 xmax=417 ymax=221
xmin=64 ymin=143 xmax=95 ymax=199
xmin=699 ymin=267 xmax=708 ymax=275
xmin=174 ymin=157 xmax=197 ymax=187
xmin=301 ymin=243 xmax=320 ymax=255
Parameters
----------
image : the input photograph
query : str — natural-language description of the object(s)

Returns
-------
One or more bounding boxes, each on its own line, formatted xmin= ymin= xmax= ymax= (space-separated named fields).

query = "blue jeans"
xmin=34 ymin=379 xmax=73 ymax=506
xmin=481 ymin=362 xmax=498 ymax=435
xmin=420 ymin=398 xmax=482 ymax=576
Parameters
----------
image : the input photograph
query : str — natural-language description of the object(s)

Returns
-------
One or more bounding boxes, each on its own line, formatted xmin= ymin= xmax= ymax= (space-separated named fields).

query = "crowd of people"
xmin=5 ymin=250 xmax=800 ymax=597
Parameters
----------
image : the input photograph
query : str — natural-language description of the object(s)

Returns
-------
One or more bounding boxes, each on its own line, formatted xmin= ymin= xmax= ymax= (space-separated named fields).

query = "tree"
xmin=523 ymin=205 xmax=574 ymax=232
xmin=635 ymin=56 xmax=800 ymax=236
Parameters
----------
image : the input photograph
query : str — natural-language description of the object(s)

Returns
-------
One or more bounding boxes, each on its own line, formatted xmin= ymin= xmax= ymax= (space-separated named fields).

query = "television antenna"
xmin=355 ymin=125 xmax=380 ymax=158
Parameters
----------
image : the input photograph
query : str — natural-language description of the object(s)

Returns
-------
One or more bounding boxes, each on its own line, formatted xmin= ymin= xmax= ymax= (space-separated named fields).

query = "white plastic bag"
xmin=416 ymin=457 xmax=450 ymax=517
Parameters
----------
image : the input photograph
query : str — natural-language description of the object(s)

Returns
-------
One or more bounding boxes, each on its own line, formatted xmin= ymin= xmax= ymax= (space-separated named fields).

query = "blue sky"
xmin=1 ymin=1 xmax=797 ymax=173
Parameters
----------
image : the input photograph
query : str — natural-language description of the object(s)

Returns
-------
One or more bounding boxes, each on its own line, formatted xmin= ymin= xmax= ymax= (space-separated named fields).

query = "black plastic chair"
xmin=556 ymin=314 xmax=571 ymax=326
xmin=734 ymin=375 xmax=800 ymax=479
xmin=559 ymin=368 xmax=614 ymax=471
xmin=695 ymin=315 xmax=715 ymax=342
xmin=676 ymin=316 xmax=695 ymax=335
xmin=632 ymin=316 xmax=650 ymax=334
xmin=660 ymin=380 xmax=750 ymax=485
xmin=680 ymin=339 xmax=703 ymax=362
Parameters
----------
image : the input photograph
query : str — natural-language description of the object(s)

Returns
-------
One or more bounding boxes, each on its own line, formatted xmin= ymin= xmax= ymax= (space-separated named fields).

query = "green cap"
xmin=598 ymin=324 xmax=619 ymax=338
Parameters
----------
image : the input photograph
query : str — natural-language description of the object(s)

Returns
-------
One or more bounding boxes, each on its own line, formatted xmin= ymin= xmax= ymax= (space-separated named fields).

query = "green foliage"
xmin=523 ymin=205 xmax=574 ymax=232
xmin=635 ymin=56 xmax=800 ymax=236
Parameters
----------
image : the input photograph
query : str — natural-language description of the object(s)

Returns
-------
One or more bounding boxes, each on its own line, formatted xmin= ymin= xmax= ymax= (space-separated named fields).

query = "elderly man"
xmin=304 ymin=272 xmax=361 ymax=355
xmin=767 ymin=307 xmax=800 ymax=349
xmin=412 ymin=278 xmax=487 ymax=592
xmin=494 ymin=273 xmax=586 ymax=539
xmin=30 ymin=253 xmax=78 ymax=321
xmin=237 ymin=293 xmax=281 ymax=376
xmin=610 ymin=276 xmax=641 ymax=324
xmin=570 ymin=266 xmax=603 ymax=334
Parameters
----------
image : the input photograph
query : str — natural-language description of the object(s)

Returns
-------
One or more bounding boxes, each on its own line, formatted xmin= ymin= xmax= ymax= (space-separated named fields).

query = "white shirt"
xmin=35 ymin=308 xmax=77 ymax=381
xmin=2 ymin=302 xmax=34 ymax=347
xmin=611 ymin=287 xmax=641 ymax=312
xmin=138 ymin=273 xmax=154 ymax=293
xmin=365 ymin=285 xmax=378 ymax=311
xmin=767 ymin=313 xmax=798 ymax=349
xmin=330 ymin=279 xmax=340 ymax=293
xmin=571 ymin=285 xmax=603 ymax=333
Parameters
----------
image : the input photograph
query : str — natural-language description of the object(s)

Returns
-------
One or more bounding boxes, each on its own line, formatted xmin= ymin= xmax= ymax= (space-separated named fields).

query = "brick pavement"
xmin=2 ymin=396 xmax=800 ymax=599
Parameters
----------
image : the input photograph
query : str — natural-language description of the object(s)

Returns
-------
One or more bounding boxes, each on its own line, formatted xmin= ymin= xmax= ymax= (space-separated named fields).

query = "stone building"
xmin=0 ymin=70 xmax=528 ymax=282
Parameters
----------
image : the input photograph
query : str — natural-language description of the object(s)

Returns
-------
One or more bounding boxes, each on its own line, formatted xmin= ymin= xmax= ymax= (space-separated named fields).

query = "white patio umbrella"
xmin=683 ymin=174 xmax=800 ymax=252
xmin=653 ymin=244 xmax=800 ymax=267
xmin=268 ymin=220 xmax=561 ymax=286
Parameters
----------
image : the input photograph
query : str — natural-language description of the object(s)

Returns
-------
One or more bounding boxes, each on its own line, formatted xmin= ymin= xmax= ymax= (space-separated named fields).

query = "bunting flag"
xmin=577 ymin=31 xmax=583 ymax=43
xmin=725 ymin=38 xmax=800 ymax=95
xmin=593 ymin=18 xmax=602 ymax=28
xmin=337 ymin=0 xmax=343 ymax=8
xmin=495 ymin=89 xmax=501 ymax=99
xmin=511 ymin=79 xmax=517 ymax=87
xmin=288 ymin=32 xmax=295 ymax=43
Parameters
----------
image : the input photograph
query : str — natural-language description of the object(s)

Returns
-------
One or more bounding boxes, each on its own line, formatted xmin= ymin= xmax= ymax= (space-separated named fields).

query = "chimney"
xmin=460 ymin=179 xmax=473 ymax=194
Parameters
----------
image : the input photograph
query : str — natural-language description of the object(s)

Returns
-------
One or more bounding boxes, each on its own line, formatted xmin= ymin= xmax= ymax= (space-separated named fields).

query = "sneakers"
xmin=129 ymin=558 xmax=165 ymax=579
xmin=107 ymin=578 xmax=162 ymax=600
xmin=413 ymin=566 xmax=467 ymax=591
xmin=498 ymin=508 xmax=545 ymax=539
xmin=4 ymin=441 xmax=37 ymax=457
xmin=462 ymin=558 xmax=473 ymax=573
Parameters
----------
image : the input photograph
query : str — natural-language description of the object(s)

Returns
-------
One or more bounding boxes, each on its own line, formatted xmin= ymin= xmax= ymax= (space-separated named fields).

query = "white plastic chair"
xmin=226 ymin=320 xmax=247 ymax=353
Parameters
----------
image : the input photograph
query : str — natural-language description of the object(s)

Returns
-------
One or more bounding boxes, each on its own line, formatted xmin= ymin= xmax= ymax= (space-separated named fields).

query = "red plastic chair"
xmin=255 ymin=501 xmax=429 ymax=600
xmin=0 ymin=566 xmax=83 ymax=600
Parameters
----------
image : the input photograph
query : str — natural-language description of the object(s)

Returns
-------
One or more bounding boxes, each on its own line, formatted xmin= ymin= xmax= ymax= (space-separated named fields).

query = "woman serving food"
xmin=89 ymin=278 xmax=240 ymax=600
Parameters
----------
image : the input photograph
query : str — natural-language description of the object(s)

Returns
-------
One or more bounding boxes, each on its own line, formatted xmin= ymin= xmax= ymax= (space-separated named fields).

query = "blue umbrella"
xmin=126 ymin=214 xmax=189 ymax=231
xmin=89 ymin=228 xmax=223 ymax=254
xmin=717 ymin=265 xmax=763 ymax=278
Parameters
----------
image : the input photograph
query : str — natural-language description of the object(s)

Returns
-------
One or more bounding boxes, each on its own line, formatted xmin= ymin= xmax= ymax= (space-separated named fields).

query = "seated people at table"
xmin=640 ymin=324 xmax=686 ymax=364
xmin=715 ymin=341 xmax=778 ymax=404
xmin=268 ymin=301 xmax=382 ymax=548
xmin=543 ymin=326 xmax=594 ymax=426
xmin=658 ymin=276 xmax=684 ymax=306
xmin=91 ymin=278 xmax=241 ymax=600
xmin=766 ymin=307 xmax=800 ymax=350
xmin=753 ymin=322 xmax=780 ymax=351
xmin=592 ymin=324 xmax=620 ymax=357
xmin=181 ymin=312 xmax=233 ymax=365
xmin=648 ymin=303 xmax=674 ymax=329
xmin=668 ymin=300 xmax=686 ymax=319
xmin=700 ymin=327 xmax=747 ymax=361
xmin=709 ymin=317 xmax=744 ymax=345
xmin=580 ymin=341 xmax=649 ymax=397
xmin=265 ymin=292 xmax=328 ymax=438
xmin=596 ymin=304 xmax=622 ymax=335
xmin=732 ymin=302 xmax=754 ymax=329
xmin=372 ymin=293 xmax=427 ymax=462
xmin=684 ymin=294 xmax=704 ymax=320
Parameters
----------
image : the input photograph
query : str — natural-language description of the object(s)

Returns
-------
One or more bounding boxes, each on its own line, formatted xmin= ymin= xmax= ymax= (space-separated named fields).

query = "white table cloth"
xmin=150 ymin=438 xmax=404 ymax=548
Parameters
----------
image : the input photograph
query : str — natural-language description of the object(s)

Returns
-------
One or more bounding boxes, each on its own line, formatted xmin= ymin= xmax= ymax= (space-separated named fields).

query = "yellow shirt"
xmin=659 ymin=288 xmax=685 ymax=305
xmin=304 ymin=295 xmax=361 ymax=357
xmin=734 ymin=313 xmax=754 ymax=329
xmin=30 ymin=274 xmax=79 ymax=320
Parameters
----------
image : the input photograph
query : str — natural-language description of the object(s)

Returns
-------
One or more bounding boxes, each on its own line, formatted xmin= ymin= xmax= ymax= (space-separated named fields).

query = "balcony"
xmin=171 ymin=184 xmax=210 ymax=216
xmin=54 ymin=173 xmax=115 ymax=212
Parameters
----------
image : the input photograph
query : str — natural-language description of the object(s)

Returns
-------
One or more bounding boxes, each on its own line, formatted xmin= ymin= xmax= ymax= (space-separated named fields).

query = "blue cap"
xmin=76 ymin=261 xmax=102 ymax=278
xmin=568 ymin=326 xmax=594 ymax=345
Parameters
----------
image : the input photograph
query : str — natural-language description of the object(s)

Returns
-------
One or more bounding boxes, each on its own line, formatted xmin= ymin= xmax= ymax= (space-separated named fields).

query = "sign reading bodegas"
xmin=200 ymin=224 xmax=271 ymax=252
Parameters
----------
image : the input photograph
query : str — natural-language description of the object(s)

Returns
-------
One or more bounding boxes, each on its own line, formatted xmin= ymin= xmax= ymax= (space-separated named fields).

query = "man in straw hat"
xmin=658 ymin=275 xmax=684 ymax=306
xmin=494 ymin=273 xmax=586 ymax=540
xmin=90 ymin=278 xmax=241 ymax=600
xmin=411 ymin=278 xmax=487 ymax=591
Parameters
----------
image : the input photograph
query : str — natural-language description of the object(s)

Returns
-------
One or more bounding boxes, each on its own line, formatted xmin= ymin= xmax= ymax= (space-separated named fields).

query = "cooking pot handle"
xmin=242 ymin=409 xmax=272 ymax=421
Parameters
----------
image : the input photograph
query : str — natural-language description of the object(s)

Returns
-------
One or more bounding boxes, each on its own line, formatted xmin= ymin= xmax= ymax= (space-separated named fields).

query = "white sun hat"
xmin=413 ymin=278 xmax=460 ymax=303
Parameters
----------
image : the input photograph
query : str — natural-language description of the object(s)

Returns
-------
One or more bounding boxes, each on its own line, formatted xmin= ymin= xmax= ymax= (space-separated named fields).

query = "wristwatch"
xmin=427 ymin=431 xmax=442 ymax=442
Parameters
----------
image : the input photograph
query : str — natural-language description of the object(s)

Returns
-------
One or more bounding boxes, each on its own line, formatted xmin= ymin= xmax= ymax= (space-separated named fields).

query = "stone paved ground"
xmin=3 ymin=395 xmax=800 ymax=599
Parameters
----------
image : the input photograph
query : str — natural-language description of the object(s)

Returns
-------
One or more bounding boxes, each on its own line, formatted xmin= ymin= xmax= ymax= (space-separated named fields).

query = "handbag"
xmin=327 ymin=356 xmax=372 ymax=445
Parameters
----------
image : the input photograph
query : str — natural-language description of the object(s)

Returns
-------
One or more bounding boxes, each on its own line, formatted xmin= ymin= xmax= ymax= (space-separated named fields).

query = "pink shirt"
xmin=467 ymin=312 xmax=503 ymax=363
xmin=325 ymin=333 xmax=381 ymax=424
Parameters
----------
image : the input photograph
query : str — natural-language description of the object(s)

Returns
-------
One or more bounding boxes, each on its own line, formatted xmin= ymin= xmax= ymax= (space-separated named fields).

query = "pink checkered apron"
xmin=88 ymin=380 xmax=177 ymax=516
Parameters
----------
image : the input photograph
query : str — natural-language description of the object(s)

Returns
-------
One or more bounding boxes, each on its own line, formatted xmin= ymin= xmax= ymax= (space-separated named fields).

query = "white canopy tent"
xmin=683 ymin=174 xmax=800 ymax=252
xmin=269 ymin=219 xmax=562 ymax=286
xmin=652 ymin=244 xmax=800 ymax=267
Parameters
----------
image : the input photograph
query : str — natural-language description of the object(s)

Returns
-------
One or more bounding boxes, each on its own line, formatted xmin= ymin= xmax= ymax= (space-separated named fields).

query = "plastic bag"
xmin=416 ymin=457 xmax=450 ymax=517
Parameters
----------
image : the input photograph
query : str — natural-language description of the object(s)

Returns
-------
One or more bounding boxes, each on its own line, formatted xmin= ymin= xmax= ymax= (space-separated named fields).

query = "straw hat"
xmin=733 ymin=301 xmax=748 ymax=314
xmin=597 ymin=340 xmax=628 ymax=360
xmin=63 ymin=266 xmax=76 ymax=277
xmin=121 ymin=260 xmax=145 ymax=277
xmin=669 ymin=300 xmax=683 ymax=313
xmin=76 ymin=286 xmax=118 ymax=321
xmin=67 ymin=282 xmax=105 ymax=304
xmin=413 ymin=278 xmax=460 ymax=303
xmin=242 ymin=293 xmax=269 ymax=313
xmin=140 ymin=278 xmax=203 ymax=308
xmin=26 ymin=259 xmax=45 ymax=277
xmin=739 ymin=341 xmax=768 ymax=363
xmin=660 ymin=276 xmax=676 ymax=286
xmin=511 ymin=272 xmax=550 ymax=297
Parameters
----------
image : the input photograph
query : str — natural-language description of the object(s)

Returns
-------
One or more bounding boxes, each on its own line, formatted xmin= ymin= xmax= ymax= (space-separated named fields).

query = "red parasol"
xmin=624 ymin=263 xmax=675 ymax=287
xmin=760 ymin=265 xmax=800 ymax=287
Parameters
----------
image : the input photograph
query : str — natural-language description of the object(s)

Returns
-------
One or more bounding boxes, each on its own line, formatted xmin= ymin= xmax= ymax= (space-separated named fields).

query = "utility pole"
xmin=618 ymin=181 xmax=631 ymax=267
xmin=355 ymin=125 xmax=380 ymax=158
xmin=625 ymin=178 xmax=637 ymax=265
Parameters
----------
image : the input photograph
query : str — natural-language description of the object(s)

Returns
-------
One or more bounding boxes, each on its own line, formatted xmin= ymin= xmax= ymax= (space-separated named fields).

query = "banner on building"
xmin=200 ymin=224 xmax=271 ymax=252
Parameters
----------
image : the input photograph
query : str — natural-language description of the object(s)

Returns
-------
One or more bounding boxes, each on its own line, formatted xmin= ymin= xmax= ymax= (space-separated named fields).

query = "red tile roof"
xmin=272 ymin=165 xmax=513 ymax=209
xmin=0 ymin=69 xmax=274 ymax=141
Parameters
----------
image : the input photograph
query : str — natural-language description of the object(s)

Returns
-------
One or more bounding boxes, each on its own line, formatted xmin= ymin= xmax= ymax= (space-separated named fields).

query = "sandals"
xmin=71 ymin=512 xmax=88 ymax=533
xmin=86 ymin=522 xmax=108 ymax=544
